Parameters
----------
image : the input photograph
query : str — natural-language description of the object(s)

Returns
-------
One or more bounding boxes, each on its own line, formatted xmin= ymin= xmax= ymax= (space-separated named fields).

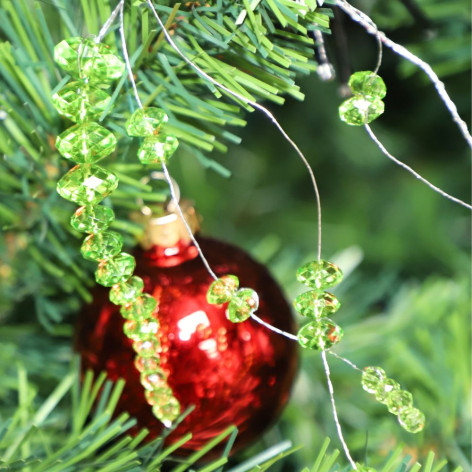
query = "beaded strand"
xmin=52 ymin=36 xmax=181 ymax=426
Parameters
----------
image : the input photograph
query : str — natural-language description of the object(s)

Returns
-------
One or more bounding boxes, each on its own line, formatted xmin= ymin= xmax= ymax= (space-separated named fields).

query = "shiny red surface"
xmin=76 ymin=237 xmax=298 ymax=456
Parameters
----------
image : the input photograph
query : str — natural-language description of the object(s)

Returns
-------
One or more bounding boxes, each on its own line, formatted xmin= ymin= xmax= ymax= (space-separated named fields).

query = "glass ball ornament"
xmin=75 ymin=200 xmax=298 ymax=457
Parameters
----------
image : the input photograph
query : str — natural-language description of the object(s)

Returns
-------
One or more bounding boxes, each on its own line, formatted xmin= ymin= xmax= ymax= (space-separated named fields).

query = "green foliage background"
xmin=0 ymin=0 xmax=470 ymax=470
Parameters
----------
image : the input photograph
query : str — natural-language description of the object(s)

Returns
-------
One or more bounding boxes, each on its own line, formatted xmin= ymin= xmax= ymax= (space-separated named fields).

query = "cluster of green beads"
xmin=52 ymin=37 xmax=180 ymax=425
xmin=294 ymin=260 xmax=344 ymax=350
xmin=339 ymin=70 xmax=387 ymax=126
xmin=361 ymin=366 xmax=425 ymax=433
xmin=206 ymin=275 xmax=259 ymax=323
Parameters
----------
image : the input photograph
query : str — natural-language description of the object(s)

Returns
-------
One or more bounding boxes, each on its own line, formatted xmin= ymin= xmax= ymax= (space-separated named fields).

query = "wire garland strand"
xmin=365 ymin=124 xmax=472 ymax=210
xmin=337 ymin=0 xmax=472 ymax=150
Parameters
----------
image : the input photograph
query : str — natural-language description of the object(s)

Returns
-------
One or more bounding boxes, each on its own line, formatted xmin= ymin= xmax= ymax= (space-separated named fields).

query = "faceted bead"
xmin=207 ymin=275 xmax=239 ymax=304
xmin=123 ymin=320 xmax=142 ymax=341
xmin=137 ymin=134 xmax=179 ymax=166
xmin=56 ymin=123 xmax=117 ymax=163
xmin=296 ymin=260 xmax=343 ymax=289
xmin=298 ymin=318 xmax=343 ymax=350
xmin=52 ymin=82 xmax=111 ymax=123
xmin=361 ymin=366 xmax=386 ymax=394
xmin=152 ymin=396 xmax=180 ymax=425
xmin=120 ymin=294 xmax=157 ymax=320
xmin=348 ymin=71 xmax=387 ymax=99
xmin=71 ymin=205 xmax=115 ymax=234
xmin=293 ymin=290 xmax=340 ymax=318
xmin=134 ymin=356 xmax=160 ymax=373
xmin=339 ymin=95 xmax=385 ymax=126
xmin=54 ymin=37 xmax=125 ymax=84
xmin=386 ymin=389 xmax=413 ymax=415
xmin=145 ymin=386 xmax=175 ymax=405
xmin=133 ymin=337 xmax=161 ymax=358
xmin=95 ymin=252 xmax=136 ymax=287
xmin=109 ymin=276 xmax=144 ymax=305
xmin=80 ymin=231 xmax=123 ymax=261
xmin=398 ymin=407 xmax=425 ymax=433
xmin=125 ymin=108 xmax=168 ymax=137
xmin=141 ymin=367 xmax=167 ymax=390
xmin=57 ymin=164 xmax=118 ymax=205
xmin=375 ymin=378 xmax=400 ymax=404
xmin=227 ymin=288 xmax=259 ymax=323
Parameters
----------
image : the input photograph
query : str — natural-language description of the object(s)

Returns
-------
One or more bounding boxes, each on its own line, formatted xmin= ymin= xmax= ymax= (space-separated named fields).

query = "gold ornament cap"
xmin=131 ymin=173 xmax=200 ymax=250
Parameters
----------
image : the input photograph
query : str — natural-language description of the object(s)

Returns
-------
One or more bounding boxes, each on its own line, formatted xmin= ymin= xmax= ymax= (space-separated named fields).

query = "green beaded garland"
xmin=137 ymin=134 xmax=179 ymax=166
xmin=298 ymin=318 xmax=343 ymax=350
xmin=123 ymin=320 xmax=142 ymax=341
xmin=54 ymin=37 xmax=125 ymax=84
xmin=397 ymin=407 xmax=425 ymax=433
xmin=361 ymin=366 xmax=386 ymax=394
xmin=80 ymin=230 xmax=123 ymax=261
xmin=386 ymin=389 xmax=413 ymax=414
xmin=339 ymin=95 xmax=385 ymax=126
xmin=145 ymin=386 xmax=175 ymax=405
xmin=152 ymin=396 xmax=181 ymax=425
xmin=71 ymin=205 xmax=115 ymax=234
xmin=375 ymin=378 xmax=400 ymax=404
xmin=56 ymin=164 xmax=118 ymax=205
xmin=293 ymin=290 xmax=341 ymax=318
xmin=109 ymin=275 xmax=145 ymax=305
xmin=207 ymin=275 xmax=239 ymax=304
xmin=227 ymin=288 xmax=259 ymax=323
xmin=125 ymin=107 xmax=169 ymax=137
xmin=56 ymin=122 xmax=117 ymax=163
xmin=141 ymin=368 xmax=167 ymax=390
xmin=120 ymin=293 xmax=157 ymax=320
xmin=52 ymin=82 xmax=111 ymax=123
xmin=134 ymin=356 xmax=159 ymax=373
xmin=95 ymin=252 xmax=136 ymax=287
xmin=348 ymin=71 xmax=386 ymax=99
xmin=296 ymin=260 xmax=343 ymax=289
xmin=133 ymin=337 xmax=161 ymax=358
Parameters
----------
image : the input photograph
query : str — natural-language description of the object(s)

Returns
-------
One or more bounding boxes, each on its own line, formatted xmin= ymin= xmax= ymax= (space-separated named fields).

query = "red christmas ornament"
xmin=75 ymin=201 xmax=298 ymax=456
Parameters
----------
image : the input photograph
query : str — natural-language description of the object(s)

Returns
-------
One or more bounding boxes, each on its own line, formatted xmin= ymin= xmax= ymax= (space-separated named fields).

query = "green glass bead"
xmin=293 ymin=290 xmax=341 ymax=318
xmin=298 ymin=318 xmax=343 ymax=350
xmin=124 ymin=319 xmax=158 ymax=341
xmin=137 ymin=134 xmax=179 ymax=166
xmin=54 ymin=37 xmax=125 ymax=84
xmin=296 ymin=260 xmax=343 ymax=289
xmin=95 ymin=252 xmax=136 ymax=287
xmin=375 ymin=378 xmax=400 ymax=404
xmin=80 ymin=231 xmax=123 ymax=261
xmin=109 ymin=276 xmax=145 ymax=305
xmin=56 ymin=123 xmax=117 ymax=163
xmin=361 ymin=366 xmax=386 ymax=394
xmin=339 ymin=95 xmax=385 ymax=126
xmin=227 ymin=288 xmax=259 ymax=323
xmin=57 ymin=164 xmax=118 ymax=205
xmin=52 ymin=82 xmax=111 ymax=123
xmin=125 ymin=108 xmax=168 ymax=137
xmin=120 ymin=293 xmax=157 ymax=320
xmin=349 ymin=71 xmax=387 ymax=99
xmin=386 ymin=389 xmax=413 ymax=414
xmin=152 ymin=396 xmax=180 ymax=425
xmin=123 ymin=320 xmax=142 ymax=341
xmin=145 ymin=386 xmax=175 ymax=405
xmin=71 ymin=205 xmax=115 ymax=234
xmin=133 ymin=337 xmax=161 ymax=358
xmin=134 ymin=355 xmax=160 ymax=373
xmin=141 ymin=367 xmax=167 ymax=390
xmin=207 ymin=275 xmax=239 ymax=304
xmin=398 ymin=407 xmax=425 ymax=433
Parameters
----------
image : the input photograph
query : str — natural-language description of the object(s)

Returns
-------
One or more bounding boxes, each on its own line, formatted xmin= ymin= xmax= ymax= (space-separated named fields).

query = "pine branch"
xmin=0 ymin=0 xmax=331 ymax=324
